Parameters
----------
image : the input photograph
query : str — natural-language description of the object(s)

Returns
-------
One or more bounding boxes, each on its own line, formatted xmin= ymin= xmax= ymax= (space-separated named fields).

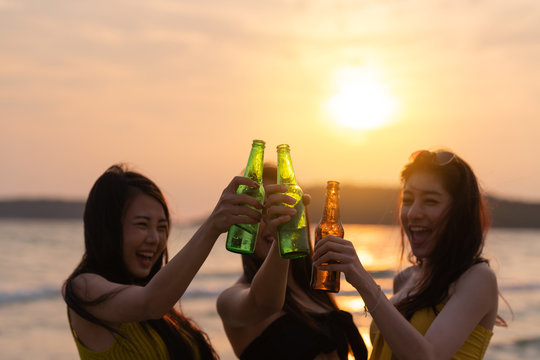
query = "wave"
xmin=369 ymin=270 xmax=395 ymax=279
xmin=3 ymin=279 xmax=540 ymax=307
xmin=0 ymin=284 xmax=391 ymax=307
xmin=0 ymin=286 xmax=226 ymax=307
xmin=0 ymin=286 xmax=60 ymax=306
xmin=500 ymin=282 xmax=540 ymax=292
xmin=513 ymin=337 xmax=540 ymax=349
xmin=194 ymin=271 xmax=241 ymax=279
xmin=490 ymin=336 xmax=540 ymax=352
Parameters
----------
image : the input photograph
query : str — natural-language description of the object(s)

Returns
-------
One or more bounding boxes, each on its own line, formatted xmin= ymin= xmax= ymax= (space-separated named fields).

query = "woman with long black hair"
xmin=63 ymin=164 xmax=262 ymax=359
xmin=313 ymin=149 xmax=506 ymax=360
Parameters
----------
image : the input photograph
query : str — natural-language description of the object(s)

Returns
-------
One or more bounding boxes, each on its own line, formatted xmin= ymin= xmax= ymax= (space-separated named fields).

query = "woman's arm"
xmin=71 ymin=176 xmax=264 ymax=324
xmin=217 ymin=240 xmax=289 ymax=327
xmin=313 ymin=236 xmax=498 ymax=360
xmin=217 ymin=184 xmax=298 ymax=328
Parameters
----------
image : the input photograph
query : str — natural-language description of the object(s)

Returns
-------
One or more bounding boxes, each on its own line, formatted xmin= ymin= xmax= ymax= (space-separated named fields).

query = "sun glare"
xmin=325 ymin=67 xmax=398 ymax=130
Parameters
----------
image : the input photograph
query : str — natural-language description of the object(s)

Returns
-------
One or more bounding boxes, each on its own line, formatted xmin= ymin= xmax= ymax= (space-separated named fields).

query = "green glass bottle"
xmin=276 ymin=144 xmax=309 ymax=259
xmin=310 ymin=181 xmax=343 ymax=292
xmin=226 ymin=139 xmax=266 ymax=254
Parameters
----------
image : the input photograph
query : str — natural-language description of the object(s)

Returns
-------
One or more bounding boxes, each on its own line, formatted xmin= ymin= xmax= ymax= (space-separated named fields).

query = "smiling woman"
xmin=62 ymin=164 xmax=266 ymax=360
xmin=325 ymin=67 xmax=398 ymax=130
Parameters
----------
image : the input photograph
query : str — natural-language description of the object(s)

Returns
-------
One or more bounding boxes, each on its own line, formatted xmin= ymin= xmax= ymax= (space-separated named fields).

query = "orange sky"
xmin=1 ymin=1 xmax=539 ymax=222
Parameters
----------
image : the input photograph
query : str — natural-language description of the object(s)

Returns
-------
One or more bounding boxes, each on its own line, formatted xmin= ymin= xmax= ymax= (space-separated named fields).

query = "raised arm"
xmin=217 ymin=184 xmax=298 ymax=328
xmin=312 ymin=236 xmax=498 ymax=360
xmin=71 ymin=176 xmax=264 ymax=325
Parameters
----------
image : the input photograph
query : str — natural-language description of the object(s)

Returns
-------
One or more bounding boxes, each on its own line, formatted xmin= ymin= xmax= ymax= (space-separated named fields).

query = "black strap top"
xmin=240 ymin=310 xmax=367 ymax=360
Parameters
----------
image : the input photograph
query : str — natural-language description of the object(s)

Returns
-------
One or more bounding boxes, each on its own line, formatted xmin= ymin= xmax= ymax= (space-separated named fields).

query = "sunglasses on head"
xmin=409 ymin=150 xmax=456 ymax=166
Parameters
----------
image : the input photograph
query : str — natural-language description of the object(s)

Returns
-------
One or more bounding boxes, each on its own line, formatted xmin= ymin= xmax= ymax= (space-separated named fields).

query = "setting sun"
xmin=325 ymin=67 xmax=398 ymax=130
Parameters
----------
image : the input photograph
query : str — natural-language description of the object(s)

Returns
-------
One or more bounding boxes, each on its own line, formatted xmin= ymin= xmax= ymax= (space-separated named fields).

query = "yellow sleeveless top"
xmin=68 ymin=310 xmax=169 ymax=359
xmin=369 ymin=304 xmax=493 ymax=360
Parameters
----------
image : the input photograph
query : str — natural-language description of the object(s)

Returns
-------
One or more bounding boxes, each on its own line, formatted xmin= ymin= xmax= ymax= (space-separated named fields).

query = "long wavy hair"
xmin=395 ymin=150 xmax=504 ymax=324
xmin=63 ymin=164 xmax=218 ymax=359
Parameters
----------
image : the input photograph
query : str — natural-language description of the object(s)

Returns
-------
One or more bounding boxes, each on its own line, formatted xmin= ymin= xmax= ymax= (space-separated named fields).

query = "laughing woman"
xmin=313 ymin=150 xmax=506 ymax=360
xmin=63 ymin=164 xmax=263 ymax=359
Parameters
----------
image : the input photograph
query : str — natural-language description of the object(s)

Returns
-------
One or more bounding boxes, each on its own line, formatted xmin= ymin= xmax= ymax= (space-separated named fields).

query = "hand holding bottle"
xmin=312 ymin=235 xmax=366 ymax=289
xmin=261 ymin=183 xmax=297 ymax=232
xmin=208 ymin=176 xmax=263 ymax=238
xmin=259 ymin=186 xmax=312 ymax=238
xmin=226 ymin=140 xmax=266 ymax=253
xmin=276 ymin=144 xmax=310 ymax=259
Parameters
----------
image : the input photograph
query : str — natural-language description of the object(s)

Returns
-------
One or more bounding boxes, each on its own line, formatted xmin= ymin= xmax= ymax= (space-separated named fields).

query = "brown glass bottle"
xmin=311 ymin=181 xmax=343 ymax=292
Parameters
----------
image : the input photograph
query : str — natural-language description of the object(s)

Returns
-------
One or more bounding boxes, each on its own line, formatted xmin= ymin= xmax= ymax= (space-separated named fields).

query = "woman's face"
xmin=400 ymin=171 xmax=452 ymax=260
xmin=122 ymin=193 xmax=168 ymax=279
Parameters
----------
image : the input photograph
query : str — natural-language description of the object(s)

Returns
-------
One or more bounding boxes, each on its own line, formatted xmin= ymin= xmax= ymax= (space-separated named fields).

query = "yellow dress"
xmin=369 ymin=304 xmax=493 ymax=360
xmin=68 ymin=309 xmax=169 ymax=360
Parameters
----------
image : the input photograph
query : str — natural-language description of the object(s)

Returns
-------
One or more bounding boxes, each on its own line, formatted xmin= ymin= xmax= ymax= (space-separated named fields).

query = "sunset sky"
xmin=1 ymin=0 xmax=539 ymax=222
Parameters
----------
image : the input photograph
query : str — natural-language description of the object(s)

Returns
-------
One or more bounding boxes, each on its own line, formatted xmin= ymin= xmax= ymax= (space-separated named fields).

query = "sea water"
xmin=0 ymin=219 xmax=538 ymax=360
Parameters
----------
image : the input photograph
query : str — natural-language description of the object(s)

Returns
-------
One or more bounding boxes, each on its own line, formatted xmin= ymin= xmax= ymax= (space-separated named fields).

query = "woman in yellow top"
xmin=63 ymin=164 xmax=264 ymax=359
xmin=313 ymin=149 xmax=505 ymax=360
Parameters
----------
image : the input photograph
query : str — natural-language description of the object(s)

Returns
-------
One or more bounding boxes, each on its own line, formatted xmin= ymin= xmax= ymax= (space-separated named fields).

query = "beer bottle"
xmin=226 ymin=139 xmax=266 ymax=254
xmin=276 ymin=144 xmax=309 ymax=259
xmin=311 ymin=181 xmax=343 ymax=292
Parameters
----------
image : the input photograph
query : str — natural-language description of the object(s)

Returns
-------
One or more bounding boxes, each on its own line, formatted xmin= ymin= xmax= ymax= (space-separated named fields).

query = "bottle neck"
xmin=244 ymin=144 xmax=265 ymax=183
xmin=322 ymin=185 xmax=341 ymax=222
xmin=277 ymin=148 xmax=297 ymax=185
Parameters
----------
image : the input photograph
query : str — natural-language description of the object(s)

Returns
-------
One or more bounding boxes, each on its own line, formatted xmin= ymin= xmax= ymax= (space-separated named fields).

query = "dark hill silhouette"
xmin=0 ymin=200 xmax=84 ymax=219
xmin=1 ymin=186 xmax=539 ymax=228
xmin=305 ymin=185 xmax=540 ymax=229
xmin=305 ymin=185 xmax=401 ymax=225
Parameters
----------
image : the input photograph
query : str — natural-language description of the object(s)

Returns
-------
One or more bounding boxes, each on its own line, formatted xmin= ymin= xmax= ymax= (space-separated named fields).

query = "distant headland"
xmin=0 ymin=200 xmax=85 ymax=220
xmin=304 ymin=185 xmax=540 ymax=229
xmin=1 ymin=185 xmax=539 ymax=228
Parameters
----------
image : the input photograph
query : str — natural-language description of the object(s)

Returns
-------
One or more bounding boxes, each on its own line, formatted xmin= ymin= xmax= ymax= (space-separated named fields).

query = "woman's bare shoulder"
xmin=393 ymin=265 xmax=416 ymax=293
xmin=69 ymin=273 xmax=124 ymax=301
xmin=216 ymin=277 xmax=249 ymax=309
xmin=455 ymin=262 xmax=497 ymax=292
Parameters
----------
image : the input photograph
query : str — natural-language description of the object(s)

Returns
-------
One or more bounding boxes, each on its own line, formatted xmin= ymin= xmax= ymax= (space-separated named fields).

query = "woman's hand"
xmin=207 ymin=176 xmax=264 ymax=236
xmin=261 ymin=183 xmax=297 ymax=233
xmin=312 ymin=235 xmax=365 ymax=287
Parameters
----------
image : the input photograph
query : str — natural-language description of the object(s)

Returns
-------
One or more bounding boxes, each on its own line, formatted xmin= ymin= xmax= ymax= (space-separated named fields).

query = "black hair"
xmin=396 ymin=151 xmax=506 ymax=326
xmin=63 ymin=164 xmax=218 ymax=359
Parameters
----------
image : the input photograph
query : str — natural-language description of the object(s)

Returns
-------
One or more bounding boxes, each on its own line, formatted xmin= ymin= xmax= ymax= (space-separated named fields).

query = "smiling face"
xmin=122 ymin=193 xmax=168 ymax=280
xmin=400 ymin=171 xmax=452 ymax=261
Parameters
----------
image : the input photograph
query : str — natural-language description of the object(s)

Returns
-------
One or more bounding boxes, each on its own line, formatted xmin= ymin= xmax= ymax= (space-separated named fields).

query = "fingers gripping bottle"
xmin=311 ymin=181 xmax=343 ymax=292
xmin=276 ymin=144 xmax=309 ymax=259
xmin=226 ymin=140 xmax=266 ymax=254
